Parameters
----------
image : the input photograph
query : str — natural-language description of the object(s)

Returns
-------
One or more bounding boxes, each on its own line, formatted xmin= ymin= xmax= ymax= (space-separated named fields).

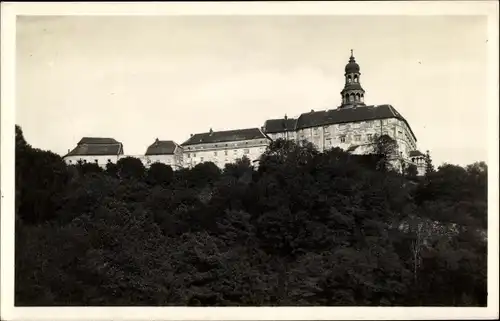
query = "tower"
xmin=340 ymin=50 xmax=366 ymax=108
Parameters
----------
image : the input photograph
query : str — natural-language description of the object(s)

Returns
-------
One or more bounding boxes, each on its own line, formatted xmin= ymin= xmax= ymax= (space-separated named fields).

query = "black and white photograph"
xmin=1 ymin=1 xmax=498 ymax=320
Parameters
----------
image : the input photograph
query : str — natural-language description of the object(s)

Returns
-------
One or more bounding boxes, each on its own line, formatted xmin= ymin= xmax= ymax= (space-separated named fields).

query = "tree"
xmin=116 ymin=156 xmax=146 ymax=180
xmin=15 ymin=127 xmax=488 ymax=307
xmin=369 ymin=134 xmax=398 ymax=172
xmin=406 ymin=164 xmax=418 ymax=179
xmin=424 ymin=150 xmax=435 ymax=176
xmin=146 ymin=162 xmax=174 ymax=186
xmin=15 ymin=125 xmax=69 ymax=224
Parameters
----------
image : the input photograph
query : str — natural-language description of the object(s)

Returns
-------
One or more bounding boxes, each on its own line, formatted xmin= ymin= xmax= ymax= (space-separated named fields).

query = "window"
xmin=193 ymin=153 xmax=196 ymax=157
xmin=340 ymin=136 xmax=346 ymax=143
xmin=339 ymin=124 xmax=346 ymax=130
xmin=313 ymin=127 xmax=319 ymax=135
xmin=367 ymin=134 xmax=373 ymax=141
xmin=187 ymin=153 xmax=191 ymax=158
xmin=233 ymin=149 xmax=238 ymax=154
xmin=107 ymin=159 xmax=111 ymax=162
xmin=224 ymin=150 xmax=228 ymax=156
xmin=243 ymin=149 xmax=250 ymax=154
xmin=366 ymin=121 xmax=372 ymax=128
xmin=354 ymin=135 xmax=361 ymax=141
xmin=69 ymin=160 xmax=73 ymax=164
xmin=214 ymin=151 xmax=218 ymax=156
xmin=353 ymin=122 xmax=360 ymax=129
xmin=382 ymin=119 xmax=388 ymax=125
xmin=200 ymin=157 xmax=204 ymax=162
xmin=214 ymin=144 xmax=218 ymax=147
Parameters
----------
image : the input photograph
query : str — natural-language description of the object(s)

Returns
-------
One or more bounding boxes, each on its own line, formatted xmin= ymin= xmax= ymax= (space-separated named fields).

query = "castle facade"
xmin=63 ymin=51 xmax=426 ymax=175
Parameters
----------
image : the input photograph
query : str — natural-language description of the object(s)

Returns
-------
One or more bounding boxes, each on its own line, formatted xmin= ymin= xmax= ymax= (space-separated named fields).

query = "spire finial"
xmin=350 ymin=49 xmax=354 ymax=57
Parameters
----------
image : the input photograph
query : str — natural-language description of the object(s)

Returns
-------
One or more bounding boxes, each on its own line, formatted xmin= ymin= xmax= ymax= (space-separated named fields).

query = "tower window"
xmin=367 ymin=134 xmax=373 ymax=141
xmin=340 ymin=136 xmax=346 ymax=143
xmin=347 ymin=75 xmax=352 ymax=83
xmin=354 ymin=135 xmax=361 ymax=141
xmin=214 ymin=151 xmax=218 ymax=156
xmin=224 ymin=150 xmax=228 ymax=156
xmin=354 ymin=75 xmax=358 ymax=83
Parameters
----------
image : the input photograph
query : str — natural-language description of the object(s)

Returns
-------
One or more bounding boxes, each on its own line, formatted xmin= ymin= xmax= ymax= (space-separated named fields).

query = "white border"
xmin=1 ymin=1 xmax=499 ymax=320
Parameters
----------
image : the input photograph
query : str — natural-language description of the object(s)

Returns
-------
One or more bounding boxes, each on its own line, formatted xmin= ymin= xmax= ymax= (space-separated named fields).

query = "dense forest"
xmin=15 ymin=124 xmax=487 ymax=306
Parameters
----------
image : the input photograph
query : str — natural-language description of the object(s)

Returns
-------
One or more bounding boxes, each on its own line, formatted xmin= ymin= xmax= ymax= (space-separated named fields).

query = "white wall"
xmin=183 ymin=138 xmax=270 ymax=169
xmin=63 ymin=155 xmax=120 ymax=168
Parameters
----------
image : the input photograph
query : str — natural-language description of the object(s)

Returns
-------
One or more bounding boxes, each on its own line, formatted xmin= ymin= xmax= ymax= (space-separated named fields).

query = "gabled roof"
xmin=263 ymin=118 xmax=297 ymax=133
xmin=145 ymin=140 xmax=179 ymax=155
xmin=295 ymin=104 xmax=417 ymax=142
xmin=409 ymin=150 xmax=425 ymax=157
xmin=181 ymin=128 xmax=268 ymax=146
xmin=78 ymin=137 xmax=118 ymax=145
xmin=65 ymin=143 xmax=123 ymax=157
xmin=64 ymin=137 xmax=123 ymax=157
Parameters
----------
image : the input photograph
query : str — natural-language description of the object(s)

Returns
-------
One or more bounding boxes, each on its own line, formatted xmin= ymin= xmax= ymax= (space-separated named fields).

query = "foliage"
xmin=15 ymin=127 xmax=488 ymax=306
xmin=116 ymin=156 xmax=146 ymax=180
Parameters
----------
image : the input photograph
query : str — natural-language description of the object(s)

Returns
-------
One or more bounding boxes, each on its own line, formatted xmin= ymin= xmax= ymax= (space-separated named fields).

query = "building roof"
xmin=295 ymin=104 xmax=417 ymax=142
xmin=63 ymin=137 xmax=123 ymax=157
xmin=409 ymin=150 xmax=425 ymax=157
xmin=78 ymin=137 xmax=119 ymax=145
xmin=181 ymin=128 xmax=268 ymax=146
xmin=145 ymin=139 xmax=179 ymax=155
xmin=263 ymin=117 xmax=297 ymax=133
xmin=65 ymin=143 xmax=123 ymax=157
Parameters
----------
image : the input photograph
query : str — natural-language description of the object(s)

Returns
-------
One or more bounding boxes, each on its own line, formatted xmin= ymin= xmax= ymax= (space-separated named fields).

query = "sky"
xmin=16 ymin=14 xmax=489 ymax=166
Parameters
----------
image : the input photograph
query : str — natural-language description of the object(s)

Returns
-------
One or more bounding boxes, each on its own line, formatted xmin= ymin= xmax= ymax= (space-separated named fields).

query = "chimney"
xmin=67 ymin=149 xmax=70 ymax=153
xmin=310 ymin=109 xmax=314 ymax=113
xmin=190 ymin=134 xmax=193 ymax=137
xmin=209 ymin=128 xmax=213 ymax=135
xmin=284 ymin=114 xmax=288 ymax=120
xmin=155 ymin=138 xmax=159 ymax=143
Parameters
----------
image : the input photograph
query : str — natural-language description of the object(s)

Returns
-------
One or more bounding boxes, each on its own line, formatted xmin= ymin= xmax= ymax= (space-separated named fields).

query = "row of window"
xmin=187 ymin=148 xmax=254 ymax=158
xmin=185 ymin=140 xmax=266 ymax=151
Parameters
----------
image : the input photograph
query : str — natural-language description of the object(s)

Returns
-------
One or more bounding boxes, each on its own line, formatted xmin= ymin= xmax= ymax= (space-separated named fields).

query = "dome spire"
xmin=339 ymin=49 xmax=365 ymax=109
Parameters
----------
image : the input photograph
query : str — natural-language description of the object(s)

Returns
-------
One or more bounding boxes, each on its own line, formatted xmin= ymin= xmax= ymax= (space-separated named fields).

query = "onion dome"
xmin=345 ymin=49 xmax=360 ymax=73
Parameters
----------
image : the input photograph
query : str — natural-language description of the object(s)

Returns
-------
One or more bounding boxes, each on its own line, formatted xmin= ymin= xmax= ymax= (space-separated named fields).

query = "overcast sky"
xmin=16 ymin=15 xmax=488 ymax=166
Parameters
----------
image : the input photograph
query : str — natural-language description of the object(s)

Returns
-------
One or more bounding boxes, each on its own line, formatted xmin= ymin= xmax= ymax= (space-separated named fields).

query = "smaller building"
xmin=181 ymin=127 xmax=271 ymax=169
xmin=409 ymin=150 xmax=426 ymax=176
xmin=143 ymin=138 xmax=183 ymax=170
xmin=63 ymin=137 xmax=124 ymax=168
xmin=262 ymin=115 xmax=297 ymax=141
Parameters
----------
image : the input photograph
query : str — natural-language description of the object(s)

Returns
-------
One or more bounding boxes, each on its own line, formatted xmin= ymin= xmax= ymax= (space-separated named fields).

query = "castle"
xmin=63 ymin=51 xmax=427 ymax=175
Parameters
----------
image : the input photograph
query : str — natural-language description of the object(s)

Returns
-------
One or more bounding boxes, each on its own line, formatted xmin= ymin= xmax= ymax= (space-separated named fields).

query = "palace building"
xmin=62 ymin=51 xmax=426 ymax=175
xmin=181 ymin=128 xmax=270 ymax=169
xmin=63 ymin=137 xmax=124 ymax=168
xmin=143 ymin=139 xmax=184 ymax=170
xmin=262 ymin=50 xmax=426 ymax=175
